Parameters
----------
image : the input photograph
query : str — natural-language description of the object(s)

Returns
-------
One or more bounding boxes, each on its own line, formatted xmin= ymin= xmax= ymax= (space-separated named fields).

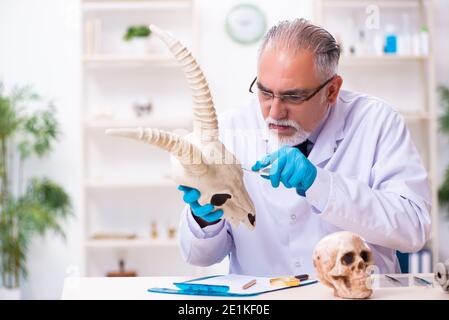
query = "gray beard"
xmin=265 ymin=116 xmax=311 ymax=149
xmin=267 ymin=127 xmax=310 ymax=149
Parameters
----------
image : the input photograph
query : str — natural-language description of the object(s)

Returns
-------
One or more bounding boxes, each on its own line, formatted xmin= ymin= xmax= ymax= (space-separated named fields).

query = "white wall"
xmin=0 ymin=0 xmax=448 ymax=299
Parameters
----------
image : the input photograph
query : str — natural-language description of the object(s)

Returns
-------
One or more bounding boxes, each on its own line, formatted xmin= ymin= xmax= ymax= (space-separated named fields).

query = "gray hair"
xmin=259 ymin=18 xmax=340 ymax=80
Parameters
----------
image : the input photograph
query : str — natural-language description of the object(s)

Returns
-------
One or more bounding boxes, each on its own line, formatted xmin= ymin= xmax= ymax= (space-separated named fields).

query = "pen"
xmin=242 ymin=279 xmax=257 ymax=290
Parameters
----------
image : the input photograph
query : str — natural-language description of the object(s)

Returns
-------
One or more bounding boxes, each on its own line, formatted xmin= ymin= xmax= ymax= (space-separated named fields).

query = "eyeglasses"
xmin=249 ymin=75 xmax=336 ymax=106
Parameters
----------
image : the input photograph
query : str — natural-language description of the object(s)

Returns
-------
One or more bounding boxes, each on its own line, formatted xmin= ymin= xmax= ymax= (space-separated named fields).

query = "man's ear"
xmin=326 ymin=75 xmax=343 ymax=104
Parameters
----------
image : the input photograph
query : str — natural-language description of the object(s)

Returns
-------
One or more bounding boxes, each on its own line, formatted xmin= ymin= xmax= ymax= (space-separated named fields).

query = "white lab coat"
xmin=178 ymin=90 xmax=431 ymax=275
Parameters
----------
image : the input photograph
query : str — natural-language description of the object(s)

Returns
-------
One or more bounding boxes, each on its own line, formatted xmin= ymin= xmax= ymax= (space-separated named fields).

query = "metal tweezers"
xmin=242 ymin=166 xmax=271 ymax=177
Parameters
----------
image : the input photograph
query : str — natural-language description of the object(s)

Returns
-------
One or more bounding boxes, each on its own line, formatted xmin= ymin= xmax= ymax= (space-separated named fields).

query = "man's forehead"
xmin=258 ymin=45 xmax=315 ymax=66
xmin=257 ymin=47 xmax=319 ymax=88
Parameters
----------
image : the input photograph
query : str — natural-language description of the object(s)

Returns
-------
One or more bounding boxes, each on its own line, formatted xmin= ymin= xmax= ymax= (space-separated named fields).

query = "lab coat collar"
xmin=257 ymin=94 xmax=347 ymax=167
xmin=307 ymin=104 xmax=331 ymax=145
xmin=307 ymin=97 xmax=346 ymax=166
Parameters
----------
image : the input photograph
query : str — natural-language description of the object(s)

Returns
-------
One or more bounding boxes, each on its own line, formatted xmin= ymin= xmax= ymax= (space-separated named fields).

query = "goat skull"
xmin=106 ymin=25 xmax=256 ymax=230
xmin=313 ymin=231 xmax=374 ymax=299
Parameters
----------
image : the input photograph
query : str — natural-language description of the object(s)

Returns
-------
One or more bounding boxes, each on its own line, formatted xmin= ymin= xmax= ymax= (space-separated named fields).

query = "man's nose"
xmin=269 ymin=96 xmax=288 ymax=119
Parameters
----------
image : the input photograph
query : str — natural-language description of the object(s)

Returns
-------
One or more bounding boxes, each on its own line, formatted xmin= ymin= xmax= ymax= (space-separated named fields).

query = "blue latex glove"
xmin=251 ymin=145 xmax=317 ymax=196
xmin=177 ymin=185 xmax=224 ymax=222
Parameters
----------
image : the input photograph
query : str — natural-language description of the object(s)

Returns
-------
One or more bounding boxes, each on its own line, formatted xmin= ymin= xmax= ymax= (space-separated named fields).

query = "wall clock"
xmin=225 ymin=3 xmax=267 ymax=45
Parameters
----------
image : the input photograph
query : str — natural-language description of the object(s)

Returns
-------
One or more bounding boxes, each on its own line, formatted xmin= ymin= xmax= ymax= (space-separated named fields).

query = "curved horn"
xmin=150 ymin=24 xmax=218 ymax=142
xmin=105 ymin=128 xmax=207 ymax=174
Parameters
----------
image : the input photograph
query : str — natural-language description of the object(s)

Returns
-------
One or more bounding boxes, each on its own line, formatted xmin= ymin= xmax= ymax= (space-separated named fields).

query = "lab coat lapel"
xmin=307 ymin=101 xmax=346 ymax=167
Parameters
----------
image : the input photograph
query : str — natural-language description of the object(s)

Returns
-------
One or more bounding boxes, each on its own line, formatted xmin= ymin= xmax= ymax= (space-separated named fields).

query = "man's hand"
xmin=178 ymin=185 xmax=224 ymax=223
xmin=251 ymin=145 xmax=317 ymax=196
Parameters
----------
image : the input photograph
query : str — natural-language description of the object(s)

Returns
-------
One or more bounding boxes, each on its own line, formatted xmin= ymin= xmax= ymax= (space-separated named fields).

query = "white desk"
xmin=62 ymin=274 xmax=448 ymax=300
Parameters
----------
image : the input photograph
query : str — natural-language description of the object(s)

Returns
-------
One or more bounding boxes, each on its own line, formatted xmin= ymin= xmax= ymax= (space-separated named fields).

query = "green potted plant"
xmin=123 ymin=25 xmax=152 ymax=55
xmin=0 ymin=83 xmax=72 ymax=299
xmin=439 ymin=86 xmax=449 ymax=217
xmin=123 ymin=25 xmax=151 ymax=41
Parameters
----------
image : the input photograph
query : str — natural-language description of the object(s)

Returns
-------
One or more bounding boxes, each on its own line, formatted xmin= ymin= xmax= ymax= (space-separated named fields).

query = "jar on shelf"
xmin=150 ymin=221 xmax=158 ymax=239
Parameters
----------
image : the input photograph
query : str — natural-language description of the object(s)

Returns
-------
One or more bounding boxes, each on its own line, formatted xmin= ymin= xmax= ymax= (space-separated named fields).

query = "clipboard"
xmin=148 ymin=274 xmax=318 ymax=297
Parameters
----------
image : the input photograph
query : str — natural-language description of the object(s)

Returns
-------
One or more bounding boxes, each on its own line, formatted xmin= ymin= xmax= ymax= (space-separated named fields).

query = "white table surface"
xmin=62 ymin=273 xmax=449 ymax=300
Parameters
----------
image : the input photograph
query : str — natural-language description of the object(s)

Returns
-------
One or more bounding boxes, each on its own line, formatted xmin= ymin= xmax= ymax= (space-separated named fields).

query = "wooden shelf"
xmin=85 ymin=238 xmax=179 ymax=248
xmin=83 ymin=54 xmax=179 ymax=68
xmin=321 ymin=0 xmax=422 ymax=9
xmin=84 ymin=115 xmax=193 ymax=129
xmin=85 ymin=178 xmax=175 ymax=189
xmin=340 ymin=55 xmax=428 ymax=66
xmin=82 ymin=1 xmax=192 ymax=11
xmin=81 ymin=53 xmax=417 ymax=71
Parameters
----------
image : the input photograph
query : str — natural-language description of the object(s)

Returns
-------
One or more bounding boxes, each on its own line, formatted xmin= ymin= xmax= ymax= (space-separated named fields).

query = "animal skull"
xmin=312 ymin=231 xmax=374 ymax=299
xmin=106 ymin=25 xmax=256 ymax=230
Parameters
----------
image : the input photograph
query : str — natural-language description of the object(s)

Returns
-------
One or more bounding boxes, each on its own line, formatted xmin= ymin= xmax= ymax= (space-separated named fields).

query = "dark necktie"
xmin=295 ymin=139 xmax=313 ymax=158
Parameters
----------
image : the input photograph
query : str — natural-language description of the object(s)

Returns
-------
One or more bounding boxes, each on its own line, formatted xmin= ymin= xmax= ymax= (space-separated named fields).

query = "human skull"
xmin=313 ymin=231 xmax=374 ymax=299
xmin=105 ymin=25 xmax=256 ymax=230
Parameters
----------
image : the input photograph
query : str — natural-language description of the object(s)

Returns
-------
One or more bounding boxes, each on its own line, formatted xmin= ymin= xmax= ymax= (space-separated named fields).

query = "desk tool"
xmin=242 ymin=279 xmax=257 ymax=290
xmin=242 ymin=167 xmax=271 ymax=177
xmin=413 ymin=275 xmax=433 ymax=287
xmin=384 ymin=274 xmax=404 ymax=286
xmin=270 ymin=274 xmax=309 ymax=287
